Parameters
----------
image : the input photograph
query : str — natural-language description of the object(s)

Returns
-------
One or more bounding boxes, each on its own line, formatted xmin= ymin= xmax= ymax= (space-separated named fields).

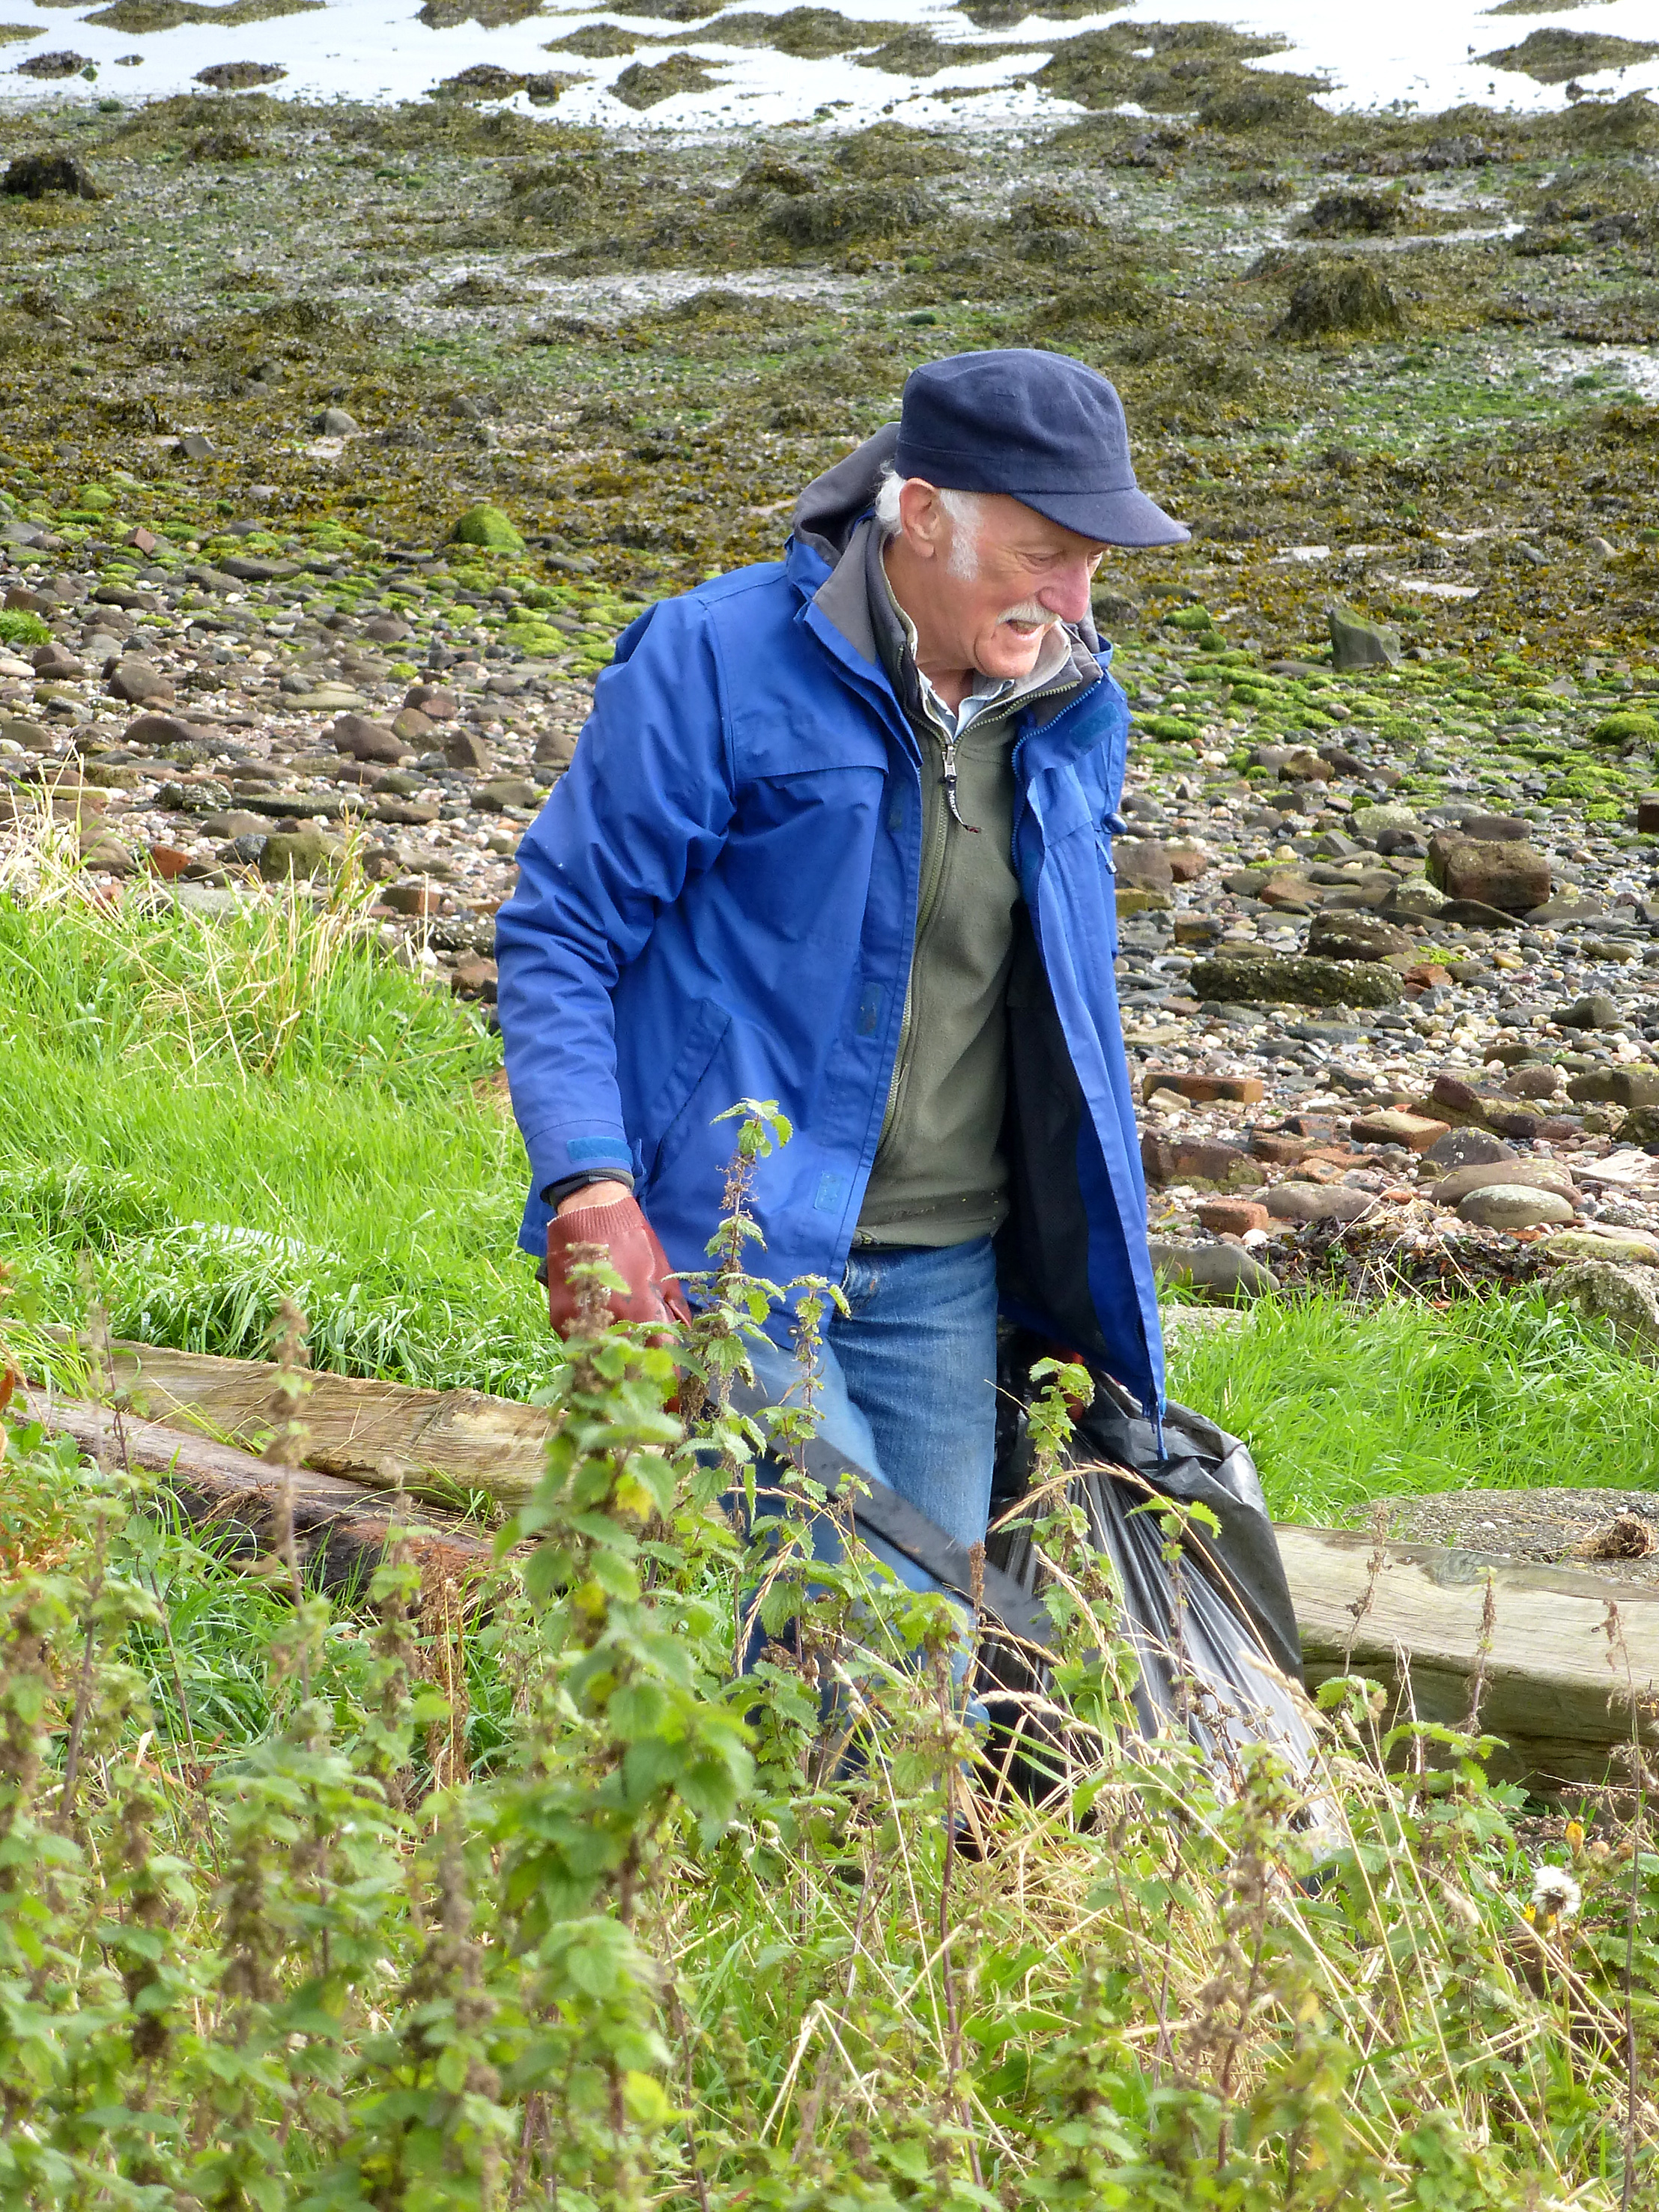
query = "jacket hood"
xmin=789 ymin=422 xmax=900 ymax=563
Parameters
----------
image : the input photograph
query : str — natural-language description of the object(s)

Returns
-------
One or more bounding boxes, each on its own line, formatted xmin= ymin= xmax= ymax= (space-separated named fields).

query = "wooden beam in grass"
xmin=30 ymin=1329 xmax=551 ymax=1506
xmin=1283 ymin=1524 xmax=1659 ymax=1793
xmin=18 ymin=1389 xmax=492 ymax=1601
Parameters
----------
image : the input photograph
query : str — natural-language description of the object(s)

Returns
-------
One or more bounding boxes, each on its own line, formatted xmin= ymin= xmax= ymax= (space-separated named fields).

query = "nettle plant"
xmin=0 ymin=1110 xmax=1655 ymax=2211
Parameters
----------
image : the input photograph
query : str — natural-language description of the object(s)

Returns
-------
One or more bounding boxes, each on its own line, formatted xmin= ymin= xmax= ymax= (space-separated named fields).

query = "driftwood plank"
xmin=1280 ymin=1525 xmax=1659 ymax=1790
xmin=23 ymin=1335 xmax=1659 ymax=1790
xmin=21 ymin=1389 xmax=493 ymax=1599
xmin=34 ymin=1331 xmax=551 ymax=1506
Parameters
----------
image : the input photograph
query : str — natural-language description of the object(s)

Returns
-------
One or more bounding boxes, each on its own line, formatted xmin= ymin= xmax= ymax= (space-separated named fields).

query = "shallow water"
xmin=2 ymin=0 xmax=1658 ymax=128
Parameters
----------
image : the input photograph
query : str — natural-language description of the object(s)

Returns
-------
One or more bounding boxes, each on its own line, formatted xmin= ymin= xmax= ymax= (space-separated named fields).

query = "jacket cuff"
xmin=542 ymin=1169 xmax=637 ymax=1207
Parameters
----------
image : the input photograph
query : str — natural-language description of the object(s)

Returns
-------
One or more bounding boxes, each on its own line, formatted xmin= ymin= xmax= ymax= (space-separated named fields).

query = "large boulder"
xmin=1328 ymin=604 xmax=1401 ymax=670
xmin=1114 ymin=838 xmax=1174 ymax=891
xmin=1542 ymin=1260 xmax=1659 ymax=1358
xmin=1426 ymin=831 xmax=1550 ymax=914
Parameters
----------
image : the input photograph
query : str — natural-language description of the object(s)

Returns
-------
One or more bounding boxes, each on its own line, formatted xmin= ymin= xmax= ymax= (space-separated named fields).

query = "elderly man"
xmin=496 ymin=348 xmax=1187 ymax=1564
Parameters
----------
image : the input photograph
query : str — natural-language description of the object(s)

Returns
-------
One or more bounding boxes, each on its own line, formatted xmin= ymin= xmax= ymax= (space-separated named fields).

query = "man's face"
xmin=895 ymin=484 xmax=1107 ymax=683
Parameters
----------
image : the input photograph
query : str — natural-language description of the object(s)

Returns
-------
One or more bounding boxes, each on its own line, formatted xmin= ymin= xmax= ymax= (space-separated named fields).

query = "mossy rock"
xmin=1274 ymin=260 xmax=1403 ymax=341
xmin=612 ymin=52 xmax=720 ymax=108
xmin=1188 ymin=953 xmax=1405 ymax=1009
xmin=450 ymin=504 xmax=524 ymax=553
xmin=1592 ymin=711 xmax=1659 ymax=745
xmin=1479 ymin=28 xmax=1659 ymax=85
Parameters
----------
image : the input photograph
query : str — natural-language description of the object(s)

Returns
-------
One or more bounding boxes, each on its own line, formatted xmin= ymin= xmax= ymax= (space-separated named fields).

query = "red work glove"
xmin=546 ymin=1194 xmax=692 ymax=1338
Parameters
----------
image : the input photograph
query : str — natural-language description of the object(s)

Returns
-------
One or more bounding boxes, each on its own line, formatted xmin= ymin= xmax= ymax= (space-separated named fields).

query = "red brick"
xmin=1143 ymin=1070 xmax=1267 ymax=1106
xmin=1195 ymin=1197 xmax=1270 ymax=1234
xmin=1141 ymin=1133 xmax=1265 ymax=1188
xmin=1249 ymin=1131 xmax=1312 ymax=1165
xmin=148 ymin=843 xmax=192 ymax=879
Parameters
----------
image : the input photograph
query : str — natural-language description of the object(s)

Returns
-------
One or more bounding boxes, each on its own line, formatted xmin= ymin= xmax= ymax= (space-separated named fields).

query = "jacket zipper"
xmin=875 ymin=668 xmax=1090 ymax=1163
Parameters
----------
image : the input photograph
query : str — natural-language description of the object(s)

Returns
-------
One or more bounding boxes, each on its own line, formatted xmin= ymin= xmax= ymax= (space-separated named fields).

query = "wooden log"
xmin=20 ymin=1388 xmax=492 ymax=1601
xmin=24 ymin=1335 xmax=1659 ymax=1790
xmin=1280 ymin=1524 xmax=1659 ymax=1792
xmin=31 ymin=1330 xmax=551 ymax=1506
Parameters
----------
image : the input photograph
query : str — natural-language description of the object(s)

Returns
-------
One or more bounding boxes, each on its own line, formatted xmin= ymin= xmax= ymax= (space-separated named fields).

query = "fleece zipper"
xmin=874 ymin=666 xmax=1087 ymax=1164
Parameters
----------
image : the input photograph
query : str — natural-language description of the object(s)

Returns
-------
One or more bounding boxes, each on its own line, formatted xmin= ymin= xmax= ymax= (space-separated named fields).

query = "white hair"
xmin=873 ymin=464 xmax=985 ymax=577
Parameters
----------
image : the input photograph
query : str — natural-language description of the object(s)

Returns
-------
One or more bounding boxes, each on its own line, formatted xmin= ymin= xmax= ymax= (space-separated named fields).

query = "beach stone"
xmin=391 ymin=707 xmax=436 ymax=743
xmin=258 ymin=823 xmax=343 ymax=879
xmin=1 ymin=717 xmax=53 ymax=751
xmin=1555 ymin=994 xmax=1622 ymax=1032
xmin=107 ymin=659 xmax=174 ymax=706
xmin=1622 ymin=1106 xmax=1659 ymax=1149
xmin=1424 ymin=1128 xmax=1514 ymax=1170
xmin=1328 ymin=604 xmax=1401 ymax=670
xmin=1544 ymin=1261 xmax=1659 ymax=1357
xmin=1350 ymin=804 xmax=1421 ymax=841
xmin=1458 ymin=813 xmax=1532 ymax=843
xmin=315 ymin=407 xmax=360 ymax=435
xmin=1259 ymin=870 xmax=1321 ymax=911
xmin=1265 ymin=1181 xmax=1378 ymax=1223
xmin=1306 ymin=911 xmax=1414 ymax=962
xmin=1114 ymin=838 xmax=1174 ymax=891
xmin=1542 ymin=1227 xmax=1659 ymax=1268
xmin=1458 ymin=1184 xmax=1574 ymax=1230
xmin=1505 ymin=1065 xmax=1565 ymax=1100
xmin=1117 ymin=887 xmax=1171 ymax=916
xmin=1426 ymin=831 xmax=1550 ymax=914
xmin=1428 ymin=1160 xmax=1577 ymax=1206
xmin=1165 ymin=844 xmax=1210 ymax=882
xmin=363 ymin=616 xmax=411 ymax=644
xmin=1348 ymin=1109 xmax=1449 ymax=1154
xmin=405 ymin=685 xmax=458 ymax=719
xmin=449 ymin=504 xmax=524 ymax=553
xmin=79 ymin=831 xmax=135 ymax=873
xmin=1148 ymin=1242 xmax=1278 ymax=1300
xmin=449 ymin=955 xmax=498 ymax=1002
xmin=1565 ymin=1067 xmax=1659 ymax=1109
xmin=443 ymin=728 xmax=494 ymax=773
xmin=1188 ymin=952 xmax=1404 ymax=1008
xmin=31 ymin=644 xmax=83 ymax=681
xmin=473 ymin=776 xmax=539 ymax=812
xmin=198 ymin=810 xmax=267 ymax=838
xmin=330 ymin=713 xmax=409 ymax=765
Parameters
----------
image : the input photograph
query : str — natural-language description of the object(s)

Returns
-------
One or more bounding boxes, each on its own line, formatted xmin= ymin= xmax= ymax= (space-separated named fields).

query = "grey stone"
xmin=1305 ymin=911 xmax=1415 ymax=962
xmin=1555 ymin=994 xmax=1623 ymax=1031
xmin=1426 ymin=1160 xmax=1577 ymax=1205
xmin=472 ymin=776 xmax=540 ymax=812
xmin=1542 ymin=1260 xmax=1659 ymax=1357
xmin=1328 ymin=605 xmax=1401 ymax=670
xmin=1566 ymin=1066 xmax=1659 ymax=1109
xmin=1350 ymin=803 xmax=1421 ymax=841
xmin=1457 ymin=1184 xmax=1575 ymax=1230
xmin=1426 ymin=831 xmax=1550 ymax=914
xmin=1147 ymin=1242 xmax=1278 ymax=1300
xmin=315 ymin=407 xmax=360 ymax=435
xmin=1114 ymin=838 xmax=1174 ymax=891
xmin=443 ymin=727 xmax=494 ymax=774
xmin=1504 ymin=1065 xmax=1565 ymax=1100
xmin=1458 ymin=814 xmax=1532 ymax=842
xmin=330 ymin=713 xmax=410 ymax=766
xmin=258 ymin=823 xmax=344 ymax=879
xmin=1264 ymin=1181 xmax=1377 ymax=1223
xmin=1422 ymin=1129 xmax=1515 ymax=1170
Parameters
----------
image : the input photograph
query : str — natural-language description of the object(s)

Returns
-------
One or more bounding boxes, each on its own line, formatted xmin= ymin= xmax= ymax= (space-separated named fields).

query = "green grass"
xmin=3 ymin=827 xmax=1657 ymax=1517
xmin=0 ymin=835 xmax=550 ymax=1394
xmin=1168 ymin=1294 xmax=1659 ymax=1524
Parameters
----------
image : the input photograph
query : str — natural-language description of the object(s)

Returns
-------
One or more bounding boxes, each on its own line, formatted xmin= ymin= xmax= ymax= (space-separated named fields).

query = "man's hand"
xmin=546 ymin=1190 xmax=692 ymax=1338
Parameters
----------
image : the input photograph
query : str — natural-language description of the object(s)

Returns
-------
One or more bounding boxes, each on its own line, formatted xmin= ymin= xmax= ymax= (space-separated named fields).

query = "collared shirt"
xmin=876 ymin=550 xmax=1076 ymax=744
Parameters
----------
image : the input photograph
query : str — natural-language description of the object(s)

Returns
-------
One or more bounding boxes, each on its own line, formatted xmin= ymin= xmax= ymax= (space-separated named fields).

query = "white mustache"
xmin=997 ymin=600 xmax=1057 ymax=628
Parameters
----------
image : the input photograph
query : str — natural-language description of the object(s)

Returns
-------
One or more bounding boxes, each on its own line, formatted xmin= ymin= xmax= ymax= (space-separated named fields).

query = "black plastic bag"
xmin=977 ymin=1341 xmax=1318 ymax=1805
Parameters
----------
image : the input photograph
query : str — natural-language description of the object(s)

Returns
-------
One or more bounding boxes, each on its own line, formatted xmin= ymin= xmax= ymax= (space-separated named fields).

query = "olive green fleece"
xmin=854 ymin=532 xmax=1088 ymax=1248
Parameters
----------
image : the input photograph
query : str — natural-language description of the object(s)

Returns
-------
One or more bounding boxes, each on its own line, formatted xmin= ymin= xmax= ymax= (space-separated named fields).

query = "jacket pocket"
xmin=641 ymin=996 xmax=733 ymax=1191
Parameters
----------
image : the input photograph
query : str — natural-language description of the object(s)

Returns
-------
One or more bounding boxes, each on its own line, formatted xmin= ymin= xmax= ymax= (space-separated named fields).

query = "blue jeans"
xmin=742 ymin=1235 xmax=1001 ymax=1608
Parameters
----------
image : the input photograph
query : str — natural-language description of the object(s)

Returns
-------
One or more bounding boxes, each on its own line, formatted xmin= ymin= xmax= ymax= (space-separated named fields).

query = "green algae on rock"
xmin=451 ymin=505 xmax=525 ymax=553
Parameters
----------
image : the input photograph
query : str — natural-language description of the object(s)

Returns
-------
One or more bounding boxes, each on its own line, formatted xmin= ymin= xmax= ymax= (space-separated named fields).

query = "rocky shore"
xmin=2 ymin=74 xmax=1658 ymax=1329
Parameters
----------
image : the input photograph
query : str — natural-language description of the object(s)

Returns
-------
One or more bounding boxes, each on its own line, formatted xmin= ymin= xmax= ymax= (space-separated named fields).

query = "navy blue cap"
xmin=894 ymin=348 xmax=1187 ymax=548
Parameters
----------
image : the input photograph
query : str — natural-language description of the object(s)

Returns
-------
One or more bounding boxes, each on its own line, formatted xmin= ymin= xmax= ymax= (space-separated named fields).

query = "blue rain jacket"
xmin=494 ymin=443 xmax=1166 ymax=1416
